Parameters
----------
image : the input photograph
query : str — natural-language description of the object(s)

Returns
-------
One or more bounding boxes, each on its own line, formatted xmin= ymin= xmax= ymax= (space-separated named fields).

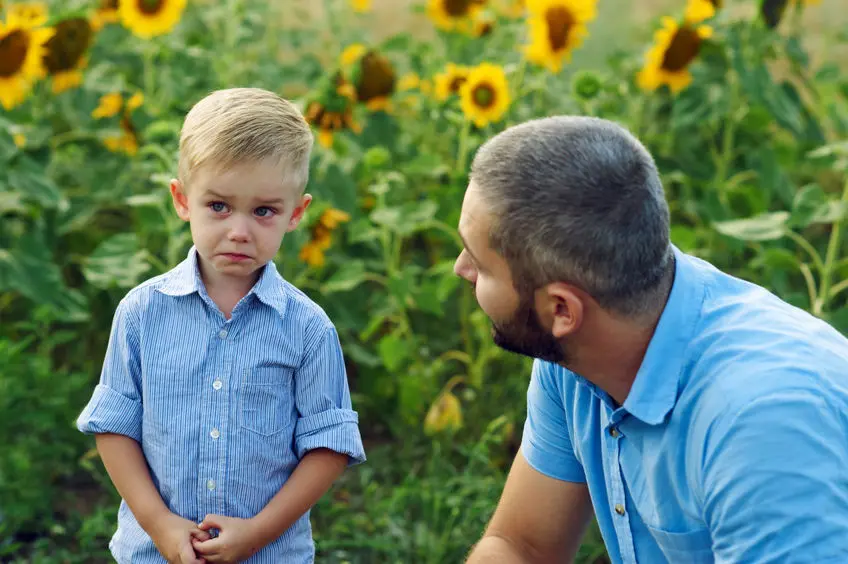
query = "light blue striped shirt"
xmin=77 ymin=246 xmax=365 ymax=563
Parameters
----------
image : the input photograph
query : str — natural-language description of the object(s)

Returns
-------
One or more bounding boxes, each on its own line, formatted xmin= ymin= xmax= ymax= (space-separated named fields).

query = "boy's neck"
xmin=197 ymin=257 xmax=264 ymax=319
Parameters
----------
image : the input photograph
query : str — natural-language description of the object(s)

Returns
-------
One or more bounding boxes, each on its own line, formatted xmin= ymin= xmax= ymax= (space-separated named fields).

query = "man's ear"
xmin=286 ymin=194 xmax=312 ymax=232
xmin=537 ymin=282 xmax=584 ymax=339
xmin=170 ymin=179 xmax=190 ymax=221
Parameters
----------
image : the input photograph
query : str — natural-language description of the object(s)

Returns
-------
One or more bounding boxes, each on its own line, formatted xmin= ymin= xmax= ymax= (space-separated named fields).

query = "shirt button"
xmin=615 ymin=504 xmax=626 ymax=516
xmin=206 ymin=479 xmax=216 ymax=491
xmin=212 ymin=379 xmax=223 ymax=390
xmin=609 ymin=427 xmax=619 ymax=438
xmin=218 ymin=329 xmax=228 ymax=339
xmin=210 ymin=428 xmax=220 ymax=440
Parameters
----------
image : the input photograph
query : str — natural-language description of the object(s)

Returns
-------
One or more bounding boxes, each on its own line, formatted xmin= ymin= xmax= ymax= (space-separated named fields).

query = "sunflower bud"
xmin=571 ymin=70 xmax=603 ymax=101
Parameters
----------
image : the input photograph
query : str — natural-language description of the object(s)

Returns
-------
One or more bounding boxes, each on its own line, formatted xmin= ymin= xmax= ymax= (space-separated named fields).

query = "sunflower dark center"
xmin=449 ymin=75 xmax=467 ymax=93
xmin=103 ymin=0 xmax=120 ymax=9
xmin=472 ymin=83 xmax=496 ymax=109
xmin=660 ymin=26 xmax=701 ymax=72
xmin=137 ymin=0 xmax=165 ymax=14
xmin=0 ymin=30 xmax=29 ymax=78
xmin=545 ymin=6 xmax=576 ymax=52
xmin=708 ymin=0 xmax=722 ymax=7
xmin=44 ymin=18 xmax=93 ymax=74
xmin=355 ymin=51 xmax=395 ymax=102
xmin=444 ymin=0 xmax=473 ymax=17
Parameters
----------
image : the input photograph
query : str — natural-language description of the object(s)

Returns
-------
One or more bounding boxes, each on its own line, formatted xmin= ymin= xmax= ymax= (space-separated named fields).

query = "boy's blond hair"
xmin=178 ymin=87 xmax=313 ymax=193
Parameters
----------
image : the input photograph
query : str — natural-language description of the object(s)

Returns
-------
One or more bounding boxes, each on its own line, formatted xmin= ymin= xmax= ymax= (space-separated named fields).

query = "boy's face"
xmin=169 ymin=158 xmax=310 ymax=283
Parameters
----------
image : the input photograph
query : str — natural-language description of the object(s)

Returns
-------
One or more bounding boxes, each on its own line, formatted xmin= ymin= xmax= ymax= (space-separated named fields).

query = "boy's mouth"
xmin=221 ymin=252 xmax=251 ymax=262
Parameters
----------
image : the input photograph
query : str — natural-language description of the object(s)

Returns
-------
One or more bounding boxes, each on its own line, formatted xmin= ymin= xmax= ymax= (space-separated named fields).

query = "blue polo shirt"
xmin=521 ymin=246 xmax=848 ymax=563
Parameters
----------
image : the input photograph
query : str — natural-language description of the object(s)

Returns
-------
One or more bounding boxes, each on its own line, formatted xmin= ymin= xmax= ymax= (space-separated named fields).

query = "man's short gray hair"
xmin=470 ymin=115 xmax=673 ymax=319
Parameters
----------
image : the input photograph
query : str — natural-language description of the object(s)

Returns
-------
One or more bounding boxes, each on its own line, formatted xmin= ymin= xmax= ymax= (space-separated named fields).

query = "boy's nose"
xmin=227 ymin=218 xmax=250 ymax=242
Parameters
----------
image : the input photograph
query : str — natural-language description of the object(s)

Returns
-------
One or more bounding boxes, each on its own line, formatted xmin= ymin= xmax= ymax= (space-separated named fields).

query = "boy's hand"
xmin=192 ymin=514 xmax=264 ymax=563
xmin=149 ymin=512 xmax=212 ymax=564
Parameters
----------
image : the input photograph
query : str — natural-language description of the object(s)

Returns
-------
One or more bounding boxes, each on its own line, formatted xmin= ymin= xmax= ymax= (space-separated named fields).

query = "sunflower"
xmin=459 ymin=62 xmax=511 ymax=127
xmin=119 ymin=0 xmax=187 ymax=39
xmin=104 ymin=114 xmax=139 ymax=156
xmin=91 ymin=0 xmax=119 ymax=32
xmin=434 ymin=62 xmax=470 ymax=101
xmin=91 ymin=90 xmax=143 ymax=118
xmin=427 ymin=0 xmax=483 ymax=32
xmin=304 ymin=99 xmax=361 ymax=149
xmin=43 ymin=17 xmax=93 ymax=94
xmin=349 ymin=0 xmax=372 ymax=12
xmin=524 ymin=0 xmax=597 ymax=73
xmin=7 ymin=3 xmax=48 ymax=29
xmin=298 ymin=208 xmax=350 ymax=267
xmin=0 ymin=10 xmax=54 ymax=110
xmin=471 ymin=13 xmax=495 ymax=37
xmin=637 ymin=16 xmax=713 ymax=94
xmin=352 ymin=50 xmax=395 ymax=111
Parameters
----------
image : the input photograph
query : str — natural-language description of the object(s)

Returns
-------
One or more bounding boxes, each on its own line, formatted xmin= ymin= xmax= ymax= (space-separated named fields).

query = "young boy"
xmin=77 ymin=87 xmax=366 ymax=564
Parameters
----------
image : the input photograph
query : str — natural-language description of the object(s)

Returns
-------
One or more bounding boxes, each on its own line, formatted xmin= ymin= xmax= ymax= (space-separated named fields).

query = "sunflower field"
xmin=1 ymin=0 xmax=846 ymax=561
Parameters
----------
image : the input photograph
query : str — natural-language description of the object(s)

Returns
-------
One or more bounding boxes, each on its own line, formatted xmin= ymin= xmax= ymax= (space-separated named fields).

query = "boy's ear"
xmin=170 ymin=179 xmax=190 ymax=221
xmin=286 ymin=194 xmax=312 ymax=232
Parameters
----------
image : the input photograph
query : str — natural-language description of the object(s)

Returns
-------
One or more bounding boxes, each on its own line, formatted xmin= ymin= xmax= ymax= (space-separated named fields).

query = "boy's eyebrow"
xmin=203 ymin=190 xmax=285 ymax=206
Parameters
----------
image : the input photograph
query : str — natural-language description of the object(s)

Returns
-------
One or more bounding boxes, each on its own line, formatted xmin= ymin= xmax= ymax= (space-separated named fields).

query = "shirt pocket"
xmin=646 ymin=523 xmax=714 ymax=563
xmin=239 ymin=366 xmax=295 ymax=436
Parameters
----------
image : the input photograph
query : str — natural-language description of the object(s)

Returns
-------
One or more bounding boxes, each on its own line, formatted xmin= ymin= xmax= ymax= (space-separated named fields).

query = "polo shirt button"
xmin=609 ymin=427 xmax=620 ymax=438
xmin=615 ymin=504 xmax=626 ymax=516
xmin=218 ymin=329 xmax=227 ymax=339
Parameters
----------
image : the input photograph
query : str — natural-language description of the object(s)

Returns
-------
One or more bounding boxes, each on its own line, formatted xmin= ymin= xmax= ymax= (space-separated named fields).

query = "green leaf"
xmin=321 ymin=261 xmax=368 ymax=293
xmin=83 ymin=233 xmax=152 ymax=289
xmin=370 ymin=201 xmax=438 ymax=236
xmin=751 ymin=248 xmax=801 ymax=272
xmin=789 ymin=184 xmax=827 ymax=228
xmin=6 ymin=157 xmax=62 ymax=207
xmin=713 ymin=211 xmax=790 ymax=241
xmin=377 ymin=331 xmax=407 ymax=371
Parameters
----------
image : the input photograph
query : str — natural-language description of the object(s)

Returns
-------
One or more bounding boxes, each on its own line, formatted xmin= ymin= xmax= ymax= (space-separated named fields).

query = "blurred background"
xmin=1 ymin=0 xmax=846 ymax=562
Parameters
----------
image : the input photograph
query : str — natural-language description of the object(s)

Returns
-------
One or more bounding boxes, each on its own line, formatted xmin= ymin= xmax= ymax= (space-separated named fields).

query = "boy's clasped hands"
xmin=152 ymin=512 xmax=262 ymax=564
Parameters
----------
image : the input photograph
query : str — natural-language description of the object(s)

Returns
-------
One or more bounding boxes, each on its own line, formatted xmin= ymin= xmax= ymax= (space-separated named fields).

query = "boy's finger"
xmin=179 ymin=543 xmax=203 ymax=564
xmin=190 ymin=528 xmax=212 ymax=542
xmin=193 ymin=537 xmax=222 ymax=556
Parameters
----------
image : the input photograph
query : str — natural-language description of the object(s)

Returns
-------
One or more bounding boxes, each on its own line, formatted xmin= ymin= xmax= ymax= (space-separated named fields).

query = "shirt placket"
xmin=605 ymin=407 xmax=638 ymax=564
xmin=197 ymin=313 xmax=235 ymax=525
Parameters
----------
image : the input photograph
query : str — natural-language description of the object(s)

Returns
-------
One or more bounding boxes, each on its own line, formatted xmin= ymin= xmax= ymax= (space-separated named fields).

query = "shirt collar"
xmin=621 ymin=245 xmax=705 ymax=425
xmin=156 ymin=246 xmax=288 ymax=318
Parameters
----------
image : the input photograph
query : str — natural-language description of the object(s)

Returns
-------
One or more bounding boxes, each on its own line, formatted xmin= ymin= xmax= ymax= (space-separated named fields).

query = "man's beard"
xmin=491 ymin=292 xmax=568 ymax=365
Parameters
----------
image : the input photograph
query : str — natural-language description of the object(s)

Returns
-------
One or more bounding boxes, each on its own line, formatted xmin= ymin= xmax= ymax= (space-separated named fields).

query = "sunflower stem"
xmin=814 ymin=175 xmax=848 ymax=316
xmin=713 ymin=70 xmax=740 ymax=212
xmin=456 ymin=117 xmax=472 ymax=174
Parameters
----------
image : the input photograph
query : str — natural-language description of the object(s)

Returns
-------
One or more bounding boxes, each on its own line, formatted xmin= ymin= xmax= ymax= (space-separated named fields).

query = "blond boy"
xmin=77 ymin=88 xmax=366 ymax=564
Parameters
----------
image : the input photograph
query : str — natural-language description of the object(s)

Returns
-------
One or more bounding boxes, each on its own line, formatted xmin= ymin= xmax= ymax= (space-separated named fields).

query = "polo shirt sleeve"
xmin=293 ymin=325 xmax=366 ymax=466
xmin=520 ymin=359 xmax=586 ymax=483
xmin=701 ymin=386 xmax=848 ymax=563
xmin=76 ymin=297 xmax=144 ymax=442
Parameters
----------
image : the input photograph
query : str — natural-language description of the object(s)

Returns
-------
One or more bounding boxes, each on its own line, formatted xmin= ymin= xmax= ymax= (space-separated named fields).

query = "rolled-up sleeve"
xmin=521 ymin=359 xmax=586 ymax=483
xmin=76 ymin=297 xmax=143 ymax=442
xmin=293 ymin=325 xmax=365 ymax=466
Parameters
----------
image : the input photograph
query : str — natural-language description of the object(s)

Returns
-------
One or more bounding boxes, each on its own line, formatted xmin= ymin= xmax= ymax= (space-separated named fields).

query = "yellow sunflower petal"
xmin=126 ymin=91 xmax=144 ymax=111
xmin=340 ymin=43 xmax=367 ymax=67
xmin=7 ymin=3 xmax=49 ymax=29
xmin=349 ymin=0 xmax=372 ymax=12
xmin=697 ymin=25 xmax=714 ymax=38
xmin=317 ymin=129 xmax=334 ymax=149
xmin=684 ymin=0 xmax=716 ymax=24
xmin=119 ymin=0 xmax=187 ymax=39
xmin=92 ymin=92 xmax=123 ymax=118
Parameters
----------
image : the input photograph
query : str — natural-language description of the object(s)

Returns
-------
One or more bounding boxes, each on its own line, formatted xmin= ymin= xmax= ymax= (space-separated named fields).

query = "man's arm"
xmin=467 ymin=451 xmax=594 ymax=564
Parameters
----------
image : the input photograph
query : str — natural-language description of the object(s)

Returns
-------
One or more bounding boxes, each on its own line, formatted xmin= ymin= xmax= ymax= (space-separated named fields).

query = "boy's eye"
xmin=209 ymin=202 xmax=227 ymax=213
xmin=255 ymin=206 xmax=276 ymax=218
